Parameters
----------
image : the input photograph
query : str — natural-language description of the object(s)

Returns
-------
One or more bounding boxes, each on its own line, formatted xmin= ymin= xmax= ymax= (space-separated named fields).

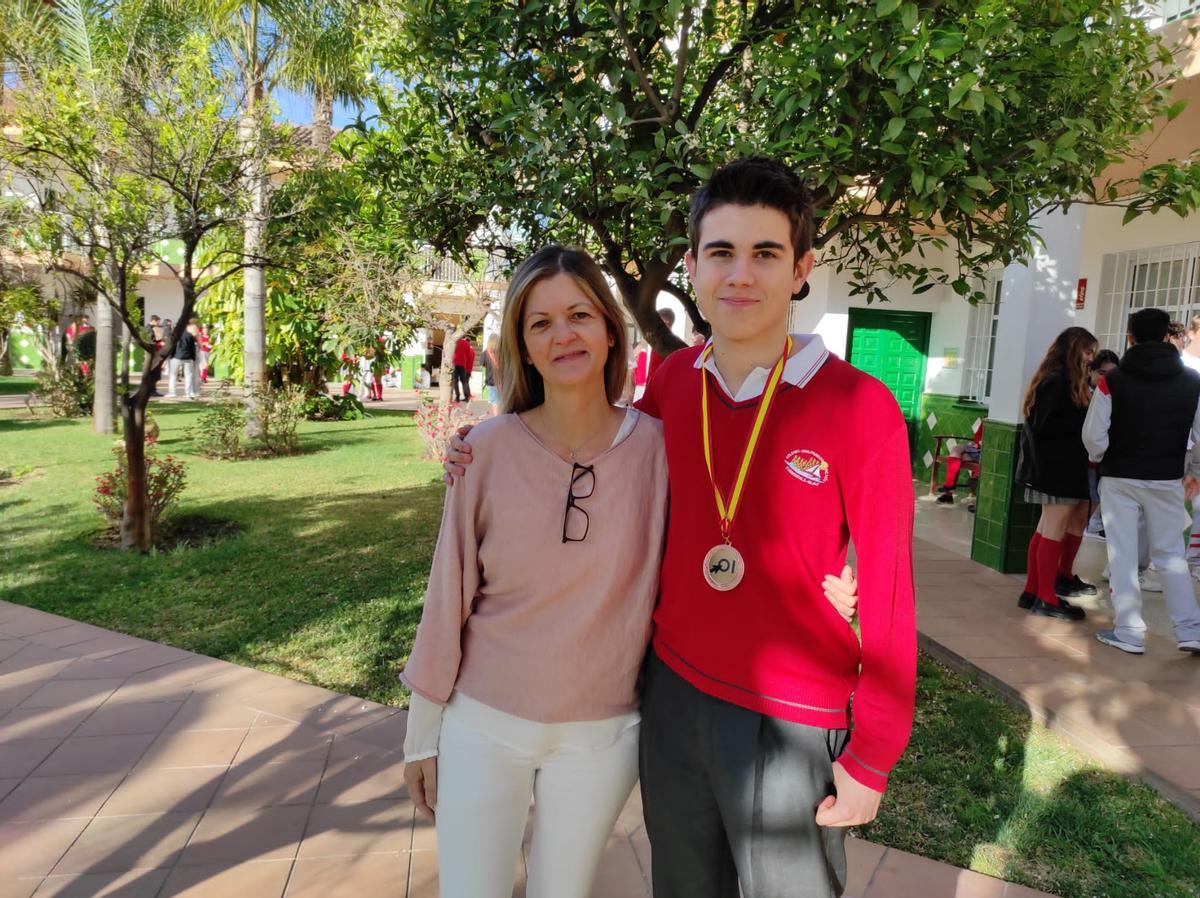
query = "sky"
xmin=273 ymin=87 xmax=377 ymax=130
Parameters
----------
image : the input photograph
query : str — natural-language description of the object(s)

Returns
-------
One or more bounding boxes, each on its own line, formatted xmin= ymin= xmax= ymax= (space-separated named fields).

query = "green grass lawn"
xmin=0 ymin=375 xmax=36 ymax=396
xmin=1 ymin=404 xmax=1198 ymax=897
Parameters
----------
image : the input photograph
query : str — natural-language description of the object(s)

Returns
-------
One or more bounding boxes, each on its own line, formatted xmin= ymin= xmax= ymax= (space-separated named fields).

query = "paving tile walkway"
xmin=911 ymin=536 xmax=1200 ymax=821
xmin=0 ymin=599 xmax=1058 ymax=898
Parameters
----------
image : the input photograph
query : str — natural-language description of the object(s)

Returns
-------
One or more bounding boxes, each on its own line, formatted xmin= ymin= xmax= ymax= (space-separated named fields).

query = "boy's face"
xmin=685 ymin=203 xmax=813 ymax=347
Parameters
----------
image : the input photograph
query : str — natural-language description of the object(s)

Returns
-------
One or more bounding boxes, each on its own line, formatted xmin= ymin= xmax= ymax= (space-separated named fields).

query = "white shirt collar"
xmin=693 ymin=334 xmax=830 ymax=402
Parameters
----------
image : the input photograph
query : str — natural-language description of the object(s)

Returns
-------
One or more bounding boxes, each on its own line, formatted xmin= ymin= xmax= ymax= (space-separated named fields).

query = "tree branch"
xmin=600 ymin=0 xmax=672 ymax=122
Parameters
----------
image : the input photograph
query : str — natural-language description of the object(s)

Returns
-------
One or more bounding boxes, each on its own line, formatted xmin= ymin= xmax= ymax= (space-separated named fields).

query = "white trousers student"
xmin=1100 ymin=477 xmax=1200 ymax=646
xmin=435 ymin=693 xmax=640 ymax=898
xmin=165 ymin=357 xmax=196 ymax=398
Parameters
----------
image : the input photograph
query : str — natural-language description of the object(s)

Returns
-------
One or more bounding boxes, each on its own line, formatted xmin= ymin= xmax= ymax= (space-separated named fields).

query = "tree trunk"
xmin=311 ymin=87 xmax=334 ymax=153
xmin=240 ymin=101 xmax=269 ymax=438
xmin=613 ymin=262 xmax=688 ymax=358
xmin=0 ymin=330 xmax=11 ymax=376
xmin=92 ymin=294 xmax=116 ymax=434
xmin=119 ymin=330 xmax=131 ymax=393
xmin=119 ymin=387 xmax=151 ymax=552
xmin=438 ymin=329 xmax=459 ymax=408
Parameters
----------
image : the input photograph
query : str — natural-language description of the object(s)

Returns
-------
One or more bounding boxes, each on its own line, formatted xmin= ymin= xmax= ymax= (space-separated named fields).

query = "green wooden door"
xmin=845 ymin=309 xmax=931 ymax=451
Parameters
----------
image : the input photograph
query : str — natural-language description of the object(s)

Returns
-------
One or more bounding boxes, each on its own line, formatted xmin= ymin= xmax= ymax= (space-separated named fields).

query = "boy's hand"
xmin=441 ymin=425 xmax=476 ymax=485
xmin=404 ymin=757 xmax=439 ymax=821
xmin=1185 ymin=475 xmax=1199 ymax=501
xmin=815 ymin=761 xmax=882 ymax=827
xmin=822 ymin=565 xmax=859 ymax=623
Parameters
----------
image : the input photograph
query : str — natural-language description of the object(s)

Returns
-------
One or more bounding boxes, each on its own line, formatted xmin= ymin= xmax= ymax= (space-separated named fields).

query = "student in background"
xmin=1015 ymin=327 xmax=1099 ymax=620
xmin=1083 ymin=308 xmax=1200 ymax=655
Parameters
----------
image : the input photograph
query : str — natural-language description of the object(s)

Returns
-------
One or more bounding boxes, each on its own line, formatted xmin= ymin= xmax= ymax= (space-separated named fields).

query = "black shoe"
xmin=1032 ymin=598 xmax=1086 ymax=620
xmin=1018 ymin=591 xmax=1037 ymax=610
xmin=1056 ymin=574 xmax=1098 ymax=598
xmin=967 ymin=503 xmax=976 ymax=514
xmin=936 ymin=492 xmax=954 ymax=504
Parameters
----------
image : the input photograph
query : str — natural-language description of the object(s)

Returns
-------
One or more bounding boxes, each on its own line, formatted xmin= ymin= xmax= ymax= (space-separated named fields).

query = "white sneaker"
xmin=1189 ymin=565 xmax=1200 ymax=582
xmin=1097 ymin=629 xmax=1146 ymax=654
xmin=1179 ymin=639 xmax=1200 ymax=654
xmin=1140 ymin=570 xmax=1163 ymax=593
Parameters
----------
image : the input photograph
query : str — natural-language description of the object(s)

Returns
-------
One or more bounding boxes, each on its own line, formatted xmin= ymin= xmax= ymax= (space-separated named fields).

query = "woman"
xmin=401 ymin=246 xmax=856 ymax=898
xmin=1016 ymin=327 xmax=1099 ymax=620
xmin=481 ymin=333 xmax=502 ymax=415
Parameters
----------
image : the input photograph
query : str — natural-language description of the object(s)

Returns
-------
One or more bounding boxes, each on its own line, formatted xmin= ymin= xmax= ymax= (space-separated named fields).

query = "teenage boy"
xmin=1082 ymin=307 xmax=1200 ymax=655
xmin=633 ymin=157 xmax=914 ymax=898
xmin=443 ymin=157 xmax=916 ymax=897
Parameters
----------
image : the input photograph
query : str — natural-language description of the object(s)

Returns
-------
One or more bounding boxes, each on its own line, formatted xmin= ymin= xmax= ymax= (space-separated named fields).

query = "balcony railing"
xmin=414 ymin=248 xmax=506 ymax=285
xmin=1147 ymin=0 xmax=1199 ymax=24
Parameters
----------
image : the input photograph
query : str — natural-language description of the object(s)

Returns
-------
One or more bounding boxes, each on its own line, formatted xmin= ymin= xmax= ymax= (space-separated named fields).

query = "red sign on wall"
xmin=1076 ymin=278 xmax=1088 ymax=310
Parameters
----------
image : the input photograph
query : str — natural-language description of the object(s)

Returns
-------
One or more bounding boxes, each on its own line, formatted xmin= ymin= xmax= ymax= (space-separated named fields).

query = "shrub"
xmin=414 ymin=392 xmax=482 ymax=461
xmin=32 ymin=365 xmax=93 ymax=417
xmin=252 ymin=384 xmax=306 ymax=455
xmin=92 ymin=446 xmax=187 ymax=531
xmin=302 ymin=392 xmax=366 ymax=422
xmin=191 ymin=392 xmax=246 ymax=459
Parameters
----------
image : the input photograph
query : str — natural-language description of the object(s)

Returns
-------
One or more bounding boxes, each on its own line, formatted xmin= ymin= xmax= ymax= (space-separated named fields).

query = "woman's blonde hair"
xmin=499 ymin=246 xmax=628 ymax=413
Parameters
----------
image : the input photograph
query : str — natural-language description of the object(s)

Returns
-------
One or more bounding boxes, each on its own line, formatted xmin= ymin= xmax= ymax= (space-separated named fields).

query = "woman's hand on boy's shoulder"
xmin=442 ymin=425 xmax=476 ymax=485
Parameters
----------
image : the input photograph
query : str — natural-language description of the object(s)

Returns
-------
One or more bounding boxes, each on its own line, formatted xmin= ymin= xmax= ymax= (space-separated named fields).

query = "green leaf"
xmin=884 ymin=116 xmax=906 ymax=141
xmin=911 ymin=167 xmax=926 ymax=193
xmin=881 ymin=91 xmax=903 ymax=115
xmin=956 ymin=194 xmax=977 ymax=214
xmin=1166 ymin=100 xmax=1188 ymax=121
xmin=875 ymin=0 xmax=902 ymax=17
xmin=1122 ymin=206 xmax=1140 ymax=225
xmin=900 ymin=3 xmax=918 ymax=31
xmin=1051 ymin=25 xmax=1078 ymax=46
xmin=964 ymin=176 xmax=993 ymax=192
xmin=948 ymin=74 xmax=978 ymax=109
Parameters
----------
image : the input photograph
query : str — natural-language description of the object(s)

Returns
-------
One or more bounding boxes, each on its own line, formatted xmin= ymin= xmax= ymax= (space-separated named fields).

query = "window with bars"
xmin=962 ymin=275 xmax=1002 ymax=403
xmin=1095 ymin=243 xmax=1200 ymax=353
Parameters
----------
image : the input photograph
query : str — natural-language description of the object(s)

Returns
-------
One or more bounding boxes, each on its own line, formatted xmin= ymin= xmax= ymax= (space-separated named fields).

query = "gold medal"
xmin=699 ymin=337 xmax=792 ymax=591
xmin=703 ymin=543 xmax=745 ymax=591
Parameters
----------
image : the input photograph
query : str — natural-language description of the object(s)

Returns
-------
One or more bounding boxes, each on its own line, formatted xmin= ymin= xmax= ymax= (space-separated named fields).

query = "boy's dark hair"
xmin=1168 ymin=321 xmax=1186 ymax=339
xmin=688 ymin=156 xmax=814 ymax=262
xmin=1089 ymin=349 xmax=1120 ymax=371
xmin=1128 ymin=308 xmax=1170 ymax=344
xmin=657 ymin=307 xmax=676 ymax=326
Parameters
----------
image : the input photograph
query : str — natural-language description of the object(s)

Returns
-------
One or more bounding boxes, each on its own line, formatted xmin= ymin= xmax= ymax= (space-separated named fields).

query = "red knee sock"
xmin=943 ymin=457 xmax=963 ymax=489
xmin=1036 ymin=537 xmax=1063 ymax=605
xmin=1058 ymin=533 xmax=1082 ymax=578
xmin=1024 ymin=532 xmax=1041 ymax=594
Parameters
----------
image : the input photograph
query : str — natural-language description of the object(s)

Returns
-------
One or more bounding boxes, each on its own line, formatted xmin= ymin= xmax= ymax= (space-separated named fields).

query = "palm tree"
xmin=3 ymin=0 xmax=180 ymax=434
xmin=180 ymin=0 xmax=363 ymax=430
xmin=278 ymin=0 xmax=368 ymax=153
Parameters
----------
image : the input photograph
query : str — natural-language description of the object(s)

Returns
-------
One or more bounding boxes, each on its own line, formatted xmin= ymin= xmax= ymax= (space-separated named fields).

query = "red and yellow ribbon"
xmin=700 ymin=336 xmax=793 ymax=542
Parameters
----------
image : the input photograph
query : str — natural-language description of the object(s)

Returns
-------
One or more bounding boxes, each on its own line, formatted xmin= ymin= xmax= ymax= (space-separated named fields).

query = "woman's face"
xmin=521 ymin=273 xmax=612 ymax=394
xmin=1082 ymin=344 xmax=1097 ymax=367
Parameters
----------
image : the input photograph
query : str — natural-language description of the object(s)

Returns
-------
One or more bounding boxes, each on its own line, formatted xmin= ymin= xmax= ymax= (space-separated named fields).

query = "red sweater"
xmin=639 ymin=346 xmax=916 ymax=792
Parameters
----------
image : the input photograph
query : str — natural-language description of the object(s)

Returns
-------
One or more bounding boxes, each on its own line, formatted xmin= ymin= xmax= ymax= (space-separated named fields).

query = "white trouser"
xmin=435 ymin=693 xmax=640 ymax=898
xmin=165 ymin=358 xmax=196 ymax=397
xmin=1100 ymin=477 xmax=1200 ymax=646
xmin=166 ymin=357 xmax=181 ymax=396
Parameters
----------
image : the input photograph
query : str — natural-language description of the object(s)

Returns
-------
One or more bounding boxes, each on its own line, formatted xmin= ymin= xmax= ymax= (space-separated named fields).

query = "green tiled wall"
xmin=6 ymin=329 xmax=45 ymax=370
xmin=971 ymin=420 xmax=1040 ymax=573
xmin=912 ymin=393 xmax=989 ymax=482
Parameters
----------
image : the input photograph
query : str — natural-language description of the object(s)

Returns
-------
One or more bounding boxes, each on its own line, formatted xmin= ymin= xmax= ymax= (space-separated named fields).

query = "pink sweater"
xmin=401 ymin=411 xmax=669 ymax=723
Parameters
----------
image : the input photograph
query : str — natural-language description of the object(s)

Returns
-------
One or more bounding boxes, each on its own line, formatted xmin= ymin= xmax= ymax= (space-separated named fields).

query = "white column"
xmin=987 ymin=207 xmax=1088 ymax=424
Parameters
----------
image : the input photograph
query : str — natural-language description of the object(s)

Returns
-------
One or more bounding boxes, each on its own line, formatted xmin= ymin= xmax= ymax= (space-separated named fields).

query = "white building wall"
xmin=789 ymin=247 xmax=970 ymax=395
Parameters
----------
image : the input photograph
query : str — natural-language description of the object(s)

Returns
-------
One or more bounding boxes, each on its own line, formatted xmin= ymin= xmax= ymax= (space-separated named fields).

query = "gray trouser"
xmin=1100 ymin=477 xmax=1200 ymax=646
xmin=639 ymin=650 xmax=849 ymax=898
